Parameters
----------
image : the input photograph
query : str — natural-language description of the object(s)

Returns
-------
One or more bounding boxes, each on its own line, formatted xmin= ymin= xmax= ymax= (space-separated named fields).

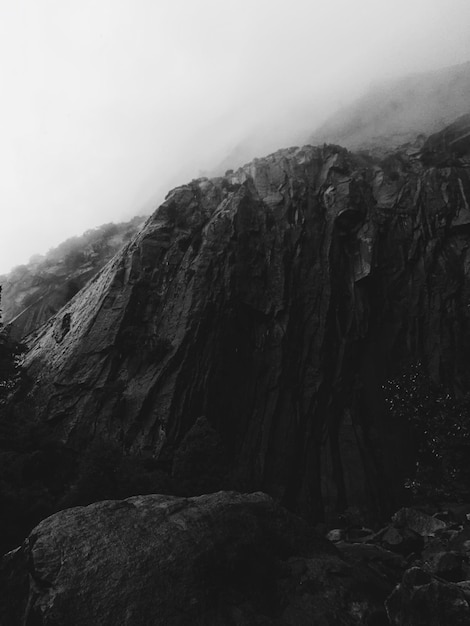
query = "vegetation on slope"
xmin=0 ymin=215 xmax=146 ymax=337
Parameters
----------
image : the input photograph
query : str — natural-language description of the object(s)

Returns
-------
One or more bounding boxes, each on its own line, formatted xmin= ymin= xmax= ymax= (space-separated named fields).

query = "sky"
xmin=0 ymin=0 xmax=470 ymax=274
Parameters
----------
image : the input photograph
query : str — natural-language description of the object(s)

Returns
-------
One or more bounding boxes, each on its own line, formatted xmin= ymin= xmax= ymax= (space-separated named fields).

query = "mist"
xmin=1 ymin=0 xmax=470 ymax=274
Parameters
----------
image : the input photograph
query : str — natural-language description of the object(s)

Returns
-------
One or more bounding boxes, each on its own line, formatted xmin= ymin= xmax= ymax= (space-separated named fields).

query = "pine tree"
xmin=0 ymin=286 xmax=24 ymax=401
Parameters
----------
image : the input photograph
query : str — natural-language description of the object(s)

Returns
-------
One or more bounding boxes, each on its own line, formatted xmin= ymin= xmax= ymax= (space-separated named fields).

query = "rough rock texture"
xmin=0 ymin=217 xmax=144 ymax=340
xmin=392 ymin=507 xmax=447 ymax=538
xmin=20 ymin=115 xmax=470 ymax=521
xmin=329 ymin=503 xmax=470 ymax=624
xmin=0 ymin=491 xmax=392 ymax=626
xmin=386 ymin=567 xmax=470 ymax=625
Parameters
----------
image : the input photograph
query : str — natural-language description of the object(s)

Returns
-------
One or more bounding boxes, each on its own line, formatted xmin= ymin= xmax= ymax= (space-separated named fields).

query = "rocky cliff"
xmin=0 ymin=216 xmax=145 ymax=340
xmin=19 ymin=114 xmax=470 ymax=522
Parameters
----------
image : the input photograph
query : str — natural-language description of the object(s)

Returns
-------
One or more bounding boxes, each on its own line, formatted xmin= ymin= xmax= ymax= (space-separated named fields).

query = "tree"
xmin=383 ymin=363 xmax=470 ymax=499
xmin=0 ymin=286 xmax=24 ymax=401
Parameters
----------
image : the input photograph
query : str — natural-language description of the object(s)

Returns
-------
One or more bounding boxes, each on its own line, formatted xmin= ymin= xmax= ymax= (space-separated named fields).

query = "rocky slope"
xmin=4 ymin=491 xmax=470 ymax=625
xmin=15 ymin=113 xmax=470 ymax=525
xmin=0 ymin=216 xmax=145 ymax=339
xmin=311 ymin=61 xmax=470 ymax=156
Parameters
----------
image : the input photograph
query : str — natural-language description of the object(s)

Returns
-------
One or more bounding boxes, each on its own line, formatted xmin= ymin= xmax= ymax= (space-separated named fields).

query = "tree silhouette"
xmin=0 ymin=286 xmax=24 ymax=401
xmin=384 ymin=363 xmax=470 ymax=499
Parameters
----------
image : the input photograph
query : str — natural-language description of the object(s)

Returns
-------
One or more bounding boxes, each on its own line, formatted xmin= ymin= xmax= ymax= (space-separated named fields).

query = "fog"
xmin=1 ymin=0 xmax=469 ymax=274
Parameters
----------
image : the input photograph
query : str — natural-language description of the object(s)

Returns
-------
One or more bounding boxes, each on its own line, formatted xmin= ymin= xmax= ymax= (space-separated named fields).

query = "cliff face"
xmin=22 ymin=116 xmax=470 ymax=521
xmin=0 ymin=217 xmax=145 ymax=340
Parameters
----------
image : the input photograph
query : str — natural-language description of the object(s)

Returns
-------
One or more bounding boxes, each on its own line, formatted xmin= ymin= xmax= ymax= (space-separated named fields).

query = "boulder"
xmin=378 ymin=526 xmax=424 ymax=556
xmin=0 ymin=491 xmax=394 ymax=626
xmin=392 ymin=507 xmax=447 ymax=537
xmin=421 ymin=522 xmax=470 ymax=582
xmin=336 ymin=541 xmax=406 ymax=587
xmin=386 ymin=566 xmax=470 ymax=625
xmin=326 ymin=528 xmax=345 ymax=542
xmin=427 ymin=551 xmax=465 ymax=582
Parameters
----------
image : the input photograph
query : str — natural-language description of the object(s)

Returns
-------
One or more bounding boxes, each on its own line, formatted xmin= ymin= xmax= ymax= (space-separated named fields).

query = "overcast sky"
xmin=1 ymin=0 xmax=470 ymax=274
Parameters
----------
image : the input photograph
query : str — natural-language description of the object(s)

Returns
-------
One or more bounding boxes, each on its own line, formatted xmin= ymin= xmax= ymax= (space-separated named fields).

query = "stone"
xmin=449 ymin=526 xmax=470 ymax=554
xmin=326 ymin=528 xmax=345 ymax=542
xmin=346 ymin=527 xmax=375 ymax=542
xmin=379 ymin=526 xmax=424 ymax=556
xmin=0 ymin=491 xmax=392 ymax=626
xmin=433 ymin=510 xmax=458 ymax=524
xmin=336 ymin=542 xmax=406 ymax=587
xmin=427 ymin=551 xmax=464 ymax=582
xmin=386 ymin=566 xmax=470 ymax=625
xmin=392 ymin=507 xmax=448 ymax=537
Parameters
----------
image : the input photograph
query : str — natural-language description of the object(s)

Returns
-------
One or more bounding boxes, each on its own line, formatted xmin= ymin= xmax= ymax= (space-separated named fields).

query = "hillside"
xmin=10 ymin=113 xmax=468 ymax=523
xmin=0 ymin=216 xmax=145 ymax=339
xmin=2 ymin=75 xmax=470 ymax=625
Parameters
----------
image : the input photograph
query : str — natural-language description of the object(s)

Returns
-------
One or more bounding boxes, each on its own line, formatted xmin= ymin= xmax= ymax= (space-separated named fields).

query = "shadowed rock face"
xmin=0 ymin=492 xmax=393 ymax=626
xmin=21 ymin=120 xmax=470 ymax=521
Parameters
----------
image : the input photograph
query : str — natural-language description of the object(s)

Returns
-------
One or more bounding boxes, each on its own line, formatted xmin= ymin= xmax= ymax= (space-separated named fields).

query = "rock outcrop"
xmin=326 ymin=502 xmax=470 ymax=624
xmin=0 ymin=491 xmax=392 ymax=626
xmin=0 ymin=217 xmax=145 ymax=340
xmin=17 ymin=115 xmax=470 ymax=522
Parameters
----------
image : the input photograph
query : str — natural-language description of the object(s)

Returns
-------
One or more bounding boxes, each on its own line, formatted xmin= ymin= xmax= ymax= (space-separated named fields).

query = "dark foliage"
xmin=0 ymin=430 xmax=177 ymax=555
xmin=383 ymin=363 xmax=470 ymax=500
xmin=0 ymin=287 xmax=25 ymax=401
xmin=57 ymin=440 xmax=175 ymax=510
xmin=172 ymin=416 xmax=232 ymax=495
xmin=0 ymin=410 xmax=238 ymax=555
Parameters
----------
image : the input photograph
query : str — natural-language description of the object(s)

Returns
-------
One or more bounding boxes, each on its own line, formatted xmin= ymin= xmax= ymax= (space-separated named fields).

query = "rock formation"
xmin=15 ymin=114 xmax=470 ymax=523
xmin=0 ymin=491 xmax=394 ymax=625
xmin=6 ymin=487 xmax=470 ymax=623
xmin=0 ymin=217 xmax=145 ymax=340
xmin=330 ymin=503 xmax=470 ymax=625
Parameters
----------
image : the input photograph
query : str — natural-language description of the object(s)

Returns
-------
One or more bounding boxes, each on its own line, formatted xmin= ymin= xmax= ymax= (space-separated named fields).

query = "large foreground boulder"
xmin=0 ymin=491 xmax=391 ymax=625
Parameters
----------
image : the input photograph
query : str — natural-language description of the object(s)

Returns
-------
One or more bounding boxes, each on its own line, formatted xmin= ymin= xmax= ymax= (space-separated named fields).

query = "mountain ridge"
xmin=0 ymin=216 xmax=145 ymax=340
xmin=2 ymin=74 xmax=470 ymax=625
xmin=14 ymin=113 xmax=470 ymax=523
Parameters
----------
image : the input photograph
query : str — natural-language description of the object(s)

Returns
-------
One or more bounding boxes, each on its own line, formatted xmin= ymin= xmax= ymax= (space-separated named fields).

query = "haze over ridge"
xmin=1 ymin=0 xmax=470 ymax=274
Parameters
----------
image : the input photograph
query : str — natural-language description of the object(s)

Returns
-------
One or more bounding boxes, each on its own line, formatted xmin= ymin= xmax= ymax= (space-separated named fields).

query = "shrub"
xmin=172 ymin=416 xmax=231 ymax=496
xmin=0 ymin=287 xmax=25 ymax=401
xmin=58 ymin=440 xmax=175 ymax=510
xmin=383 ymin=363 xmax=470 ymax=499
